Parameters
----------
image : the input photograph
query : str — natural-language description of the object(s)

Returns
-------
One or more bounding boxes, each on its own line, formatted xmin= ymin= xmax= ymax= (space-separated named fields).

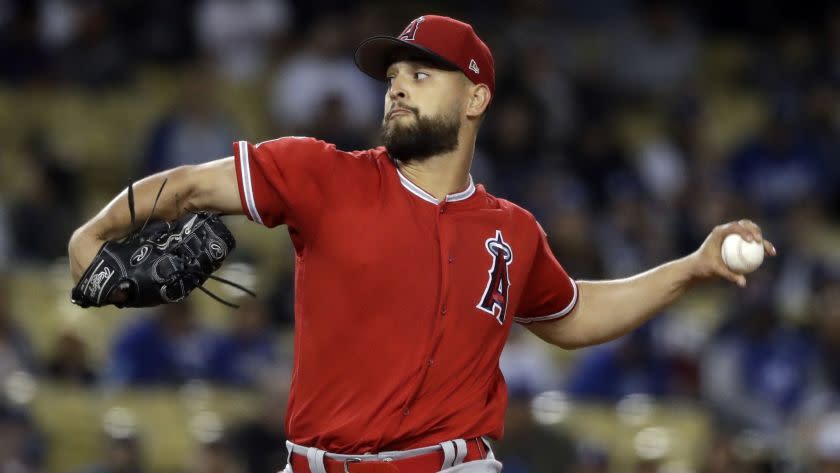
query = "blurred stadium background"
xmin=0 ymin=0 xmax=838 ymax=472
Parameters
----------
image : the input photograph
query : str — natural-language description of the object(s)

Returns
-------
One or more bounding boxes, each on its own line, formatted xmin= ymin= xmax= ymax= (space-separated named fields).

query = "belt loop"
xmin=480 ymin=437 xmax=495 ymax=460
xmin=306 ymin=447 xmax=327 ymax=473
xmin=285 ymin=441 xmax=295 ymax=473
xmin=439 ymin=440 xmax=456 ymax=469
xmin=453 ymin=439 xmax=467 ymax=465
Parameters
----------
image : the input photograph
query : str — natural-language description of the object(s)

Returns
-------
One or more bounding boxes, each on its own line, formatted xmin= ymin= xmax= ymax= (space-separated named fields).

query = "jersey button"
xmin=441 ymin=306 xmax=447 ymax=315
xmin=439 ymin=207 xmax=445 ymax=214
xmin=448 ymin=254 xmax=455 ymax=263
xmin=427 ymin=358 xmax=434 ymax=366
xmin=403 ymin=408 xmax=410 ymax=416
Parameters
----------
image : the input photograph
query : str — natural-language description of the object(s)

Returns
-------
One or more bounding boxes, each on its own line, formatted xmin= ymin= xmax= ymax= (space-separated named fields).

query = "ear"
xmin=465 ymin=83 xmax=491 ymax=119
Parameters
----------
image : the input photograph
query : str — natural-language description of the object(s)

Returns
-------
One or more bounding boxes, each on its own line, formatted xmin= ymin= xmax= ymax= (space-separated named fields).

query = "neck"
xmin=396 ymin=129 xmax=476 ymax=201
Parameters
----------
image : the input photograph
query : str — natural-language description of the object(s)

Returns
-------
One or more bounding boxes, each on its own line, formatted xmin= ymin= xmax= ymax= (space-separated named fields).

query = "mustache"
xmin=388 ymin=104 xmax=420 ymax=119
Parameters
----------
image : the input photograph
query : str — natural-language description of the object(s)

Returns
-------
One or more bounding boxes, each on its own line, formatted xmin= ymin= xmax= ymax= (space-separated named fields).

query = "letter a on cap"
xmin=398 ymin=16 xmax=424 ymax=41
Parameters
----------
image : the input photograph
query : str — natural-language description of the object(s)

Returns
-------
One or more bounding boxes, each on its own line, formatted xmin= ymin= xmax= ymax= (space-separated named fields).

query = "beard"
xmin=380 ymin=107 xmax=460 ymax=164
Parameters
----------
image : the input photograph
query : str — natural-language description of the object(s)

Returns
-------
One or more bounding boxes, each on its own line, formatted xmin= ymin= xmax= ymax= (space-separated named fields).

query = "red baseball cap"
xmin=355 ymin=15 xmax=495 ymax=95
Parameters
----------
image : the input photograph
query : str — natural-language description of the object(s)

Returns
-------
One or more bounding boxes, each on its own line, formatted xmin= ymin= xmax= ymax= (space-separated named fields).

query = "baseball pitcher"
xmin=68 ymin=15 xmax=775 ymax=473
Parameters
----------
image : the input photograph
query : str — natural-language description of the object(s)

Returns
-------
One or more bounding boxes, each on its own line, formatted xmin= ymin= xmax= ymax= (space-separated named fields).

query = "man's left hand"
xmin=690 ymin=219 xmax=777 ymax=287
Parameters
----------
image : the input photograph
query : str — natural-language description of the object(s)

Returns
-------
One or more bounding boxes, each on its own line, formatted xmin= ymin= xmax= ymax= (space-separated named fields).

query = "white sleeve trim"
xmin=238 ymin=140 xmax=264 ymax=225
xmin=514 ymin=278 xmax=578 ymax=324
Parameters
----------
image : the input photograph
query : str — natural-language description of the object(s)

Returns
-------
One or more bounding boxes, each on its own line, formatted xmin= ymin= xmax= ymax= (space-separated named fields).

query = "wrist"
xmin=69 ymin=227 xmax=106 ymax=282
xmin=680 ymin=252 xmax=706 ymax=283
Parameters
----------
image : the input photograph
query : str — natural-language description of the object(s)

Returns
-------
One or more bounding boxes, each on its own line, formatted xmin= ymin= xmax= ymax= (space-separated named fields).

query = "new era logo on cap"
xmin=355 ymin=15 xmax=496 ymax=95
xmin=469 ymin=59 xmax=479 ymax=74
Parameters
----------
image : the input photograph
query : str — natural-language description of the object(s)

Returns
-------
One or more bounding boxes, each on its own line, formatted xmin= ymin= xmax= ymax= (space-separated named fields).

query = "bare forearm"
xmin=78 ymin=167 xmax=193 ymax=241
xmin=535 ymin=256 xmax=697 ymax=348
xmin=69 ymin=157 xmax=240 ymax=281
xmin=526 ymin=220 xmax=776 ymax=349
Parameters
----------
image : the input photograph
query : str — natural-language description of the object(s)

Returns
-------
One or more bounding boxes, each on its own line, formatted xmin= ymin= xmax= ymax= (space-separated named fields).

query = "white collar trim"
xmin=397 ymin=168 xmax=476 ymax=205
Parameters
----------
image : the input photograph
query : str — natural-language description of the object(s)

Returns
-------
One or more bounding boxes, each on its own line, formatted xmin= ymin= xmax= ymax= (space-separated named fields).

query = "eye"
xmin=385 ymin=76 xmax=394 ymax=88
xmin=415 ymin=71 xmax=429 ymax=80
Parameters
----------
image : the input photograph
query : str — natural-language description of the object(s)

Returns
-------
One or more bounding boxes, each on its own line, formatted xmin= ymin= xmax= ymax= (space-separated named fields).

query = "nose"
xmin=388 ymin=74 xmax=408 ymax=101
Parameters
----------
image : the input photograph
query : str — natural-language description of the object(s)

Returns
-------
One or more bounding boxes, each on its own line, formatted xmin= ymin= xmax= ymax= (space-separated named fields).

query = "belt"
xmin=287 ymin=437 xmax=493 ymax=473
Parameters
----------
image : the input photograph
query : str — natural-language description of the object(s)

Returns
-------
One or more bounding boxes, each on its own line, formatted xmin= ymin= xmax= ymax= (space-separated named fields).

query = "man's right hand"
xmin=67 ymin=157 xmax=242 ymax=284
xmin=69 ymin=227 xmax=106 ymax=283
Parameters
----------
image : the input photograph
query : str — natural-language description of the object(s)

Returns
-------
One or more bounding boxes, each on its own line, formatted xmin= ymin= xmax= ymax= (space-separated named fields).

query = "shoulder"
xmin=251 ymin=137 xmax=386 ymax=171
xmin=255 ymin=137 xmax=382 ymax=160
xmin=485 ymin=193 xmax=543 ymax=234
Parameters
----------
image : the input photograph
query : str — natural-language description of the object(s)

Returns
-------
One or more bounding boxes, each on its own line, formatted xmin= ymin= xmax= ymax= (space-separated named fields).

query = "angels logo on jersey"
xmin=476 ymin=230 xmax=513 ymax=325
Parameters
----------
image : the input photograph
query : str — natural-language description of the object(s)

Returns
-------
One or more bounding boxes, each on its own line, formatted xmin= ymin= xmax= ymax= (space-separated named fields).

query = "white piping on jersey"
xmin=238 ymin=141 xmax=264 ymax=225
xmin=513 ymin=277 xmax=578 ymax=324
xmin=396 ymin=168 xmax=476 ymax=205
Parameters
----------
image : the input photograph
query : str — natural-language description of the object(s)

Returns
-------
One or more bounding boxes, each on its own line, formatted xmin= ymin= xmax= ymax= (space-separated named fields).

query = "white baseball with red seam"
xmin=720 ymin=233 xmax=764 ymax=274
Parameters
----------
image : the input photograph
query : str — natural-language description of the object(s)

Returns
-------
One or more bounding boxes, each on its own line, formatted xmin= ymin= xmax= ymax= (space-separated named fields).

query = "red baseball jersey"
xmin=232 ymin=137 xmax=578 ymax=453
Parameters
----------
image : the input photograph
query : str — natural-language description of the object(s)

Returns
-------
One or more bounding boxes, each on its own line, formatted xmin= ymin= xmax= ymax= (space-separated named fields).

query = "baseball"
xmin=721 ymin=233 xmax=764 ymax=274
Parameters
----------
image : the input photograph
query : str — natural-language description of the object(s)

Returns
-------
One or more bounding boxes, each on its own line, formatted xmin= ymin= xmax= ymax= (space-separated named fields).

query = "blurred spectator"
xmin=195 ymin=0 xmax=291 ymax=82
xmin=727 ymin=108 xmax=829 ymax=216
xmin=812 ymin=413 xmax=840 ymax=473
xmin=205 ymin=300 xmax=277 ymax=387
xmin=104 ymin=302 xmax=214 ymax=387
xmin=116 ymin=1 xmax=196 ymax=65
xmin=519 ymin=172 xmax=605 ymax=278
xmin=565 ymin=322 xmax=673 ymax=400
xmin=40 ymin=1 xmax=195 ymax=66
xmin=230 ymin=385 xmax=288 ymax=473
xmin=269 ymin=15 xmax=379 ymax=141
xmin=188 ymin=437 xmax=244 ymax=473
xmin=493 ymin=389 xmax=577 ymax=473
xmin=796 ymin=266 xmax=840 ymax=424
xmin=44 ymin=328 xmax=97 ymax=386
xmin=606 ymin=0 xmax=700 ymax=97
xmin=0 ymin=404 xmax=46 ymax=473
xmin=572 ymin=442 xmax=610 ymax=473
xmin=39 ymin=0 xmax=84 ymax=52
xmin=141 ymin=63 xmax=237 ymax=174
xmin=595 ymin=182 xmax=675 ymax=277
xmin=477 ymin=88 xmax=548 ymax=199
xmin=635 ymin=98 xmax=703 ymax=206
xmin=9 ymin=131 xmax=81 ymax=263
xmin=499 ymin=325 xmax=563 ymax=396
xmin=701 ymin=433 xmax=739 ymax=473
xmin=53 ymin=2 xmax=132 ymax=87
xmin=564 ymin=119 xmax=637 ymax=211
xmin=0 ymin=282 xmax=36 ymax=382
xmin=700 ymin=429 xmax=786 ymax=473
xmin=701 ymin=288 xmax=815 ymax=434
xmin=74 ymin=435 xmax=146 ymax=473
xmin=0 ymin=2 xmax=48 ymax=84
xmin=802 ymin=81 xmax=840 ymax=214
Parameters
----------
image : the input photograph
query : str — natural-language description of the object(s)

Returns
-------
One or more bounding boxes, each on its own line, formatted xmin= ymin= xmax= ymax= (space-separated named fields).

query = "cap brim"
xmin=354 ymin=36 xmax=460 ymax=82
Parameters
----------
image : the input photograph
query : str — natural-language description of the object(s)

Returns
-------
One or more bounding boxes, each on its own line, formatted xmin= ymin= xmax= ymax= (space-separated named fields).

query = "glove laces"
xmin=125 ymin=179 xmax=257 ymax=308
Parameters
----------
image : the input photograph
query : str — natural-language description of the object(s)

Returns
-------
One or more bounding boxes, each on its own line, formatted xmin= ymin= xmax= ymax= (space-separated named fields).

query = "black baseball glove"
xmin=71 ymin=180 xmax=254 ymax=308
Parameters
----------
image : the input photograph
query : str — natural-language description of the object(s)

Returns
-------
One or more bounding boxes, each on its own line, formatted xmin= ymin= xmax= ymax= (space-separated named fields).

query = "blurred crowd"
xmin=0 ymin=0 xmax=839 ymax=472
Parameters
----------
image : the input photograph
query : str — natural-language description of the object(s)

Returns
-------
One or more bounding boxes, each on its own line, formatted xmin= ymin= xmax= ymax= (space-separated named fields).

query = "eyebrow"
xmin=386 ymin=59 xmax=455 ymax=76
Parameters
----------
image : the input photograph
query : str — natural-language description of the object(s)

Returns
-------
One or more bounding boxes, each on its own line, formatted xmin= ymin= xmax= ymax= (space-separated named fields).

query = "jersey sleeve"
xmin=232 ymin=137 xmax=337 ymax=232
xmin=514 ymin=223 xmax=578 ymax=324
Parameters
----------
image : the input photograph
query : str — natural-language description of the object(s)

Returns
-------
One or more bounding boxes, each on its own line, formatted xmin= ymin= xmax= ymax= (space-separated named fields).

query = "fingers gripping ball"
xmin=721 ymin=233 xmax=764 ymax=274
